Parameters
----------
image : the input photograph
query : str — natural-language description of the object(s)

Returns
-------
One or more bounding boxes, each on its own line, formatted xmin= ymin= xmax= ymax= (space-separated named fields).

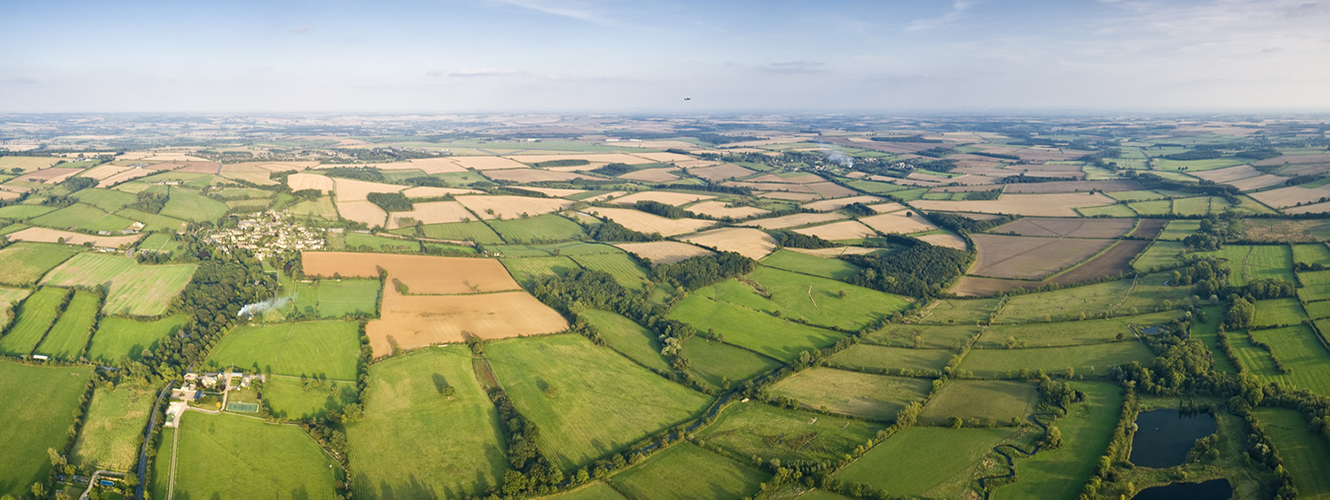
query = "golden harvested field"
xmin=4 ymin=227 xmax=140 ymax=248
xmin=0 ymin=157 xmax=61 ymax=171
xmin=808 ymin=182 xmax=859 ymax=198
xmin=334 ymin=178 xmax=405 ymax=202
xmin=483 ymin=169 xmax=596 ymax=183
xmin=727 ymin=181 xmax=817 ymax=193
xmin=1191 ymin=165 xmax=1264 ymax=183
xmin=990 ymin=218 xmax=1136 ymax=238
xmin=793 ymin=221 xmax=878 ymax=241
xmin=614 ymin=241 xmax=714 ymax=266
xmin=581 ymin=191 xmax=627 ymax=202
xmin=746 ymin=212 xmax=846 ymax=229
xmin=911 ymin=193 xmax=1118 ymax=217
xmin=760 ymin=192 xmax=820 ymax=201
xmin=449 ymin=156 xmax=530 ymax=171
xmin=336 ymin=200 xmax=388 ymax=227
xmin=1250 ymin=186 xmax=1330 ymax=209
xmin=1228 ymin=175 xmax=1288 ymax=192
xmin=301 ymin=252 xmax=520 ymax=294
xmin=287 ymin=173 xmax=336 ymax=194
xmin=969 ymin=234 xmax=1114 ymax=280
xmin=859 ymin=212 xmax=938 ymax=234
xmin=508 ymin=187 xmax=586 ymax=197
xmin=14 ymin=168 xmax=84 ymax=184
xmin=545 ymin=163 xmax=609 ymax=172
xmin=676 ymin=160 xmax=723 ymax=169
xmin=688 ymin=164 xmax=756 ymax=181
xmin=684 ymin=201 xmax=769 ymax=219
xmin=457 ymin=195 xmax=573 ymax=220
xmin=1255 ymin=153 xmax=1330 ymax=166
xmin=631 ymin=152 xmax=694 ymax=163
xmin=217 ymin=163 xmax=277 ymax=185
xmin=1002 ymin=179 xmax=1138 ymax=194
xmin=618 ymin=168 xmax=680 ymax=182
xmin=919 ymin=233 xmax=968 ymax=250
xmin=408 ymin=158 xmax=468 ymax=173
xmin=1284 ymin=201 xmax=1330 ymax=215
xmin=77 ymin=164 xmax=131 ymax=181
xmin=748 ymin=173 xmax=825 ymax=184
xmin=611 ymin=191 xmax=715 ymax=206
xmin=0 ymin=191 xmax=19 ymax=201
xmin=950 ymin=276 xmax=1034 ymax=297
xmin=869 ymin=202 xmax=907 ymax=213
xmin=803 ymin=195 xmax=886 ymax=211
xmin=788 ymin=246 xmax=880 ymax=257
xmin=400 ymin=186 xmax=481 ymax=198
xmin=387 ymin=201 xmax=476 ymax=229
xmin=368 ymin=288 xmax=567 ymax=357
xmin=589 ymin=207 xmax=716 ymax=236
xmin=247 ymin=161 xmax=319 ymax=172
xmin=508 ymin=153 xmax=652 ymax=165
xmin=681 ymin=227 xmax=778 ymax=259
xmin=97 ymin=168 xmax=154 ymax=187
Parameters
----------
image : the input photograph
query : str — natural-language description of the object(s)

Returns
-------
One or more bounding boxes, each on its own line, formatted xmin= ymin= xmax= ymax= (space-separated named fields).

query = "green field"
xmin=0 ymin=204 xmax=56 ymax=220
xmin=1158 ymin=220 xmax=1201 ymax=241
xmin=486 ymin=334 xmax=713 ymax=469
xmin=87 ymin=315 xmax=186 ymax=364
xmin=668 ymin=295 xmax=845 ymax=361
xmin=1195 ymin=244 xmax=1294 ymax=285
xmin=682 ymin=337 xmax=783 ymax=391
xmin=70 ymin=385 xmax=157 ymax=471
xmin=488 ymin=214 xmax=585 ymax=242
xmin=546 ymin=482 xmax=627 ymax=500
xmin=1190 ymin=306 xmax=1237 ymax=374
xmin=0 ymin=287 xmax=68 ymax=356
xmin=697 ymin=401 xmax=882 ymax=463
xmin=35 ymin=290 xmax=99 ymax=360
xmin=1076 ymin=204 xmax=1137 ymax=217
xmin=172 ymin=411 xmax=339 ymax=500
xmin=160 ymin=189 xmax=229 ymax=222
xmin=865 ymin=323 xmax=979 ymax=349
xmin=1293 ymin=243 xmax=1330 ymax=266
xmin=1254 ymin=408 xmax=1330 ymax=499
xmin=847 ymin=179 xmax=908 ymax=194
xmin=290 ymin=196 xmax=339 ymax=220
xmin=769 ymin=368 xmax=931 ymax=421
xmin=570 ymin=252 xmax=650 ymax=290
xmin=137 ymin=232 xmax=184 ymax=256
xmin=836 ymin=427 xmax=1015 ymax=498
xmin=206 ymin=321 xmax=360 ymax=380
xmin=1172 ymin=196 xmax=1213 ymax=216
xmin=341 ymin=231 xmax=420 ymax=252
xmin=40 ymin=253 xmax=196 ymax=316
xmin=922 ymin=297 xmax=1002 ymax=325
xmin=991 ymin=382 xmax=1123 ymax=500
xmin=742 ymin=267 xmax=910 ymax=330
xmin=0 ymin=361 xmax=92 ymax=498
xmin=607 ymin=443 xmax=767 ymax=500
xmin=115 ymin=208 xmax=188 ymax=232
xmin=1132 ymin=241 xmax=1185 ymax=272
xmin=959 ymin=342 xmax=1155 ymax=378
xmin=347 ymin=346 xmax=508 ymax=499
xmin=993 ymin=279 xmax=1135 ymax=324
xmin=30 ymin=203 xmax=134 ymax=232
xmin=1229 ymin=330 xmax=1284 ymax=379
xmin=1127 ymin=200 xmax=1171 ymax=216
xmin=759 ymin=250 xmax=865 ymax=280
xmin=1254 ymin=298 xmax=1308 ymax=327
xmin=501 ymin=256 xmax=580 ymax=287
xmin=407 ymin=221 xmax=504 ymax=244
xmin=288 ymin=278 xmax=380 ymax=319
xmin=581 ymin=309 xmax=670 ymax=373
xmin=264 ymin=375 xmax=359 ymax=421
xmin=0 ymin=242 xmax=79 ymax=285
xmin=1306 ymin=301 xmax=1330 ymax=320
xmin=71 ymin=188 xmax=137 ymax=212
xmin=1298 ymin=270 xmax=1330 ymax=302
xmin=982 ymin=311 xmax=1181 ymax=348
xmin=150 ymin=427 xmax=174 ymax=500
xmin=919 ymin=380 xmax=1038 ymax=426
xmin=828 ymin=344 xmax=952 ymax=373
xmin=0 ymin=287 xmax=30 ymax=331
xmin=1249 ymin=325 xmax=1330 ymax=397
xmin=1106 ymin=190 xmax=1168 ymax=202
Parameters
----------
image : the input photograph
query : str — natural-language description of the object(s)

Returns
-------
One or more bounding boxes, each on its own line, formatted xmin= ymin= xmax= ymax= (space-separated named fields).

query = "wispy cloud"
xmin=447 ymin=68 xmax=518 ymax=77
xmin=484 ymin=0 xmax=614 ymax=25
xmin=759 ymin=61 xmax=828 ymax=74
xmin=906 ymin=0 xmax=975 ymax=32
xmin=290 ymin=27 xmax=311 ymax=34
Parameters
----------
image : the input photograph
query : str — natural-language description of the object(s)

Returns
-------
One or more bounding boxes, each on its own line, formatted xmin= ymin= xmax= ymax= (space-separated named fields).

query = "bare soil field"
xmin=4 ymin=227 xmax=140 ymax=248
xmin=457 ymin=195 xmax=573 ymax=220
xmin=1047 ymin=240 xmax=1150 ymax=286
xmin=618 ymin=168 xmax=680 ymax=182
xmin=13 ymin=168 xmax=84 ymax=184
xmin=803 ymin=195 xmax=887 ymax=211
xmin=689 ymin=164 xmax=756 ymax=181
xmin=589 ymin=207 xmax=716 ymax=236
xmin=681 ymin=227 xmax=779 ymax=259
xmin=748 ymin=173 xmax=825 ymax=184
xmin=1250 ymin=186 xmax=1330 ymax=209
xmin=97 ymin=168 xmax=155 ymax=187
xmin=1009 ymin=147 xmax=1094 ymax=162
xmin=386 ymin=201 xmax=476 ymax=229
xmin=808 ymin=182 xmax=860 ymax=198
xmin=482 ymin=169 xmax=596 ymax=183
xmin=760 ymin=192 xmax=821 ymax=201
xmin=400 ymin=186 xmax=481 ymax=198
xmin=951 ymin=276 xmax=1040 ymax=296
xmin=611 ymin=191 xmax=715 ymax=206
xmin=990 ymin=218 xmax=1135 ymax=238
xmin=918 ymin=233 xmax=967 ymax=250
xmin=676 ymin=160 xmax=723 ymax=169
xmin=507 ymin=187 xmax=585 ymax=198
xmin=1228 ymin=175 xmax=1289 ymax=191
xmin=77 ymin=164 xmax=131 ymax=181
xmin=1002 ymin=180 xmax=1142 ymax=194
xmin=725 ymin=181 xmax=818 ymax=193
xmin=408 ymin=158 xmax=468 ymax=173
xmin=684 ymin=201 xmax=769 ymax=219
xmin=508 ymin=153 xmax=652 ymax=165
xmin=335 ymin=200 xmax=387 ymax=227
xmin=368 ymin=288 xmax=567 ymax=356
xmin=859 ymin=212 xmax=938 ymax=234
xmin=1275 ymin=162 xmax=1330 ymax=177
xmin=1283 ymin=202 xmax=1330 ymax=215
xmin=746 ymin=212 xmax=846 ymax=230
xmin=174 ymin=162 xmax=221 ymax=174
xmin=969 ymin=234 xmax=1115 ymax=280
xmin=301 ymin=252 xmax=520 ymax=294
xmin=334 ymin=178 xmax=405 ymax=202
xmin=631 ymin=152 xmax=694 ymax=163
xmin=793 ymin=221 xmax=878 ymax=241
xmin=1192 ymin=165 xmax=1264 ymax=183
xmin=912 ymin=192 xmax=1118 ymax=217
xmin=217 ymin=163 xmax=278 ymax=185
xmin=450 ymin=156 xmax=530 ymax=171
xmin=1128 ymin=219 xmax=1168 ymax=239
xmin=1255 ymin=153 xmax=1330 ymax=166
xmin=287 ymin=173 xmax=336 ymax=194
xmin=614 ymin=241 xmax=714 ymax=265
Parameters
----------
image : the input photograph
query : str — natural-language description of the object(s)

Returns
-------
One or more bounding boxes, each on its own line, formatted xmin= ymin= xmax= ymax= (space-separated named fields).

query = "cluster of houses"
xmin=206 ymin=210 xmax=325 ymax=260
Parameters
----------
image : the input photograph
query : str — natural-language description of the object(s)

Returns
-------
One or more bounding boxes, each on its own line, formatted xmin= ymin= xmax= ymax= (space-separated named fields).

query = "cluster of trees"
xmin=129 ymin=191 xmax=169 ymax=214
xmin=321 ymin=166 xmax=385 ymax=182
xmin=39 ymin=194 xmax=78 ymax=208
xmin=1182 ymin=215 xmax=1243 ymax=251
xmin=930 ymin=212 xmax=1018 ymax=233
xmin=632 ymin=200 xmax=692 ymax=219
xmin=843 ymin=240 xmax=972 ymax=297
xmin=1236 ymin=148 xmax=1282 ymax=160
xmin=403 ymin=176 xmax=447 ymax=187
xmin=915 ymin=147 xmax=956 ymax=158
xmin=771 ymin=230 xmax=838 ymax=249
xmin=588 ymin=220 xmax=660 ymax=242
xmin=58 ymin=176 xmax=97 ymax=192
xmin=532 ymin=159 xmax=589 ymax=168
xmin=491 ymin=388 xmax=563 ymax=496
xmin=653 ymin=252 xmax=756 ymax=291
xmin=1137 ymin=173 xmax=1241 ymax=197
xmin=291 ymin=188 xmax=322 ymax=201
xmin=1161 ymin=150 xmax=1224 ymax=161
xmin=366 ymin=192 xmax=413 ymax=212
xmin=589 ymin=162 xmax=634 ymax=176
xmin=839 ymin=202 xmax=875 ymax=217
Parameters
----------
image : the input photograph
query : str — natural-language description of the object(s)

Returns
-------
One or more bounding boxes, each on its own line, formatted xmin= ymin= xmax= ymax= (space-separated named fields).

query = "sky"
xmin=2 ymin=0 xmax=1329 ymax=113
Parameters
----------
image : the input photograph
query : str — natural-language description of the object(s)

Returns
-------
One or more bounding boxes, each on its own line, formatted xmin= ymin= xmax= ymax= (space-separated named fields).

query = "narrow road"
xmin=80 ymin=470 xmax=123 ymax=500
xmin=135 ymin=381 xmax=174 ymax=500
xmin=166 ymin=426 xmax=180 ymax=500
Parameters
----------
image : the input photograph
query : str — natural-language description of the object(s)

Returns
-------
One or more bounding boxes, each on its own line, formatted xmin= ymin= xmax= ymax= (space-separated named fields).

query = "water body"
xmin=1133 ymin=478 xmax=1233 ymax=500
xmin=1130 ymin=409 xmax=1218 ymax=468
xmin=1138 ymin=325 xmax=1167 ymax=335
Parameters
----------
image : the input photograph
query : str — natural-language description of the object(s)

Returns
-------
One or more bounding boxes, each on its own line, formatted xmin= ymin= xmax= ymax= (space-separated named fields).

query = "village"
xmin=204 ymin=210 xmax=325 ymax=260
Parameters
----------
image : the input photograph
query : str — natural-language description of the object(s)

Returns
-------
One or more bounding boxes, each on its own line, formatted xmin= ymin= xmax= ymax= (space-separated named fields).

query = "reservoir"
xmin=1129 ymin=409 xmax=1217 ymax=468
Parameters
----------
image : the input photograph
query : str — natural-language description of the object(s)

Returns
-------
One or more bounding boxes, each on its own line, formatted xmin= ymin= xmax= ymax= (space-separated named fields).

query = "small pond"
xmin=1129 ymin=409 xmax=1218 ymax=468
xmin=1133 ymin=478 xmax=1232 ymax=500
xmin=1138 ymin=325 xmax=1167 ymax=335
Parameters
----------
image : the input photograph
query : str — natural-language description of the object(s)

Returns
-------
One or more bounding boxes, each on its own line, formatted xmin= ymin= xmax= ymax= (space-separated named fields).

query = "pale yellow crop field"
xmin=682 ymin=227 xmax=778 ymax=259
xmin=387 ymin=201 xmax=476 ymax=229
xmin=456 ymin=195 xmax=573 ymax=220
xmin=589 ymin=207 xmax=716 ymax=236
xmin=610 ymin=191 xmax=714 ymax=206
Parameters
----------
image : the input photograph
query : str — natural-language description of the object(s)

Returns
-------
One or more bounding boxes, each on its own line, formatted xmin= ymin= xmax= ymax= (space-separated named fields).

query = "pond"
xmin=1129 ymin=409 xmax=1218 ymax=468
xmin=1138 ymin=325 xmax=1167 ymax=335
xmin=1133 ymin=478 xmax=1232 ymax=500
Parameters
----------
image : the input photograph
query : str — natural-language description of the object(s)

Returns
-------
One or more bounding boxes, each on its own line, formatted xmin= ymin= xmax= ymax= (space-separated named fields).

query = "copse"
xmin=652 ymin=252 xmax=756 ymax=291
xmin=770 ymin=230 xmax=838 ymax=249
xmin=842 ymin=239 xmax=972 ymax=297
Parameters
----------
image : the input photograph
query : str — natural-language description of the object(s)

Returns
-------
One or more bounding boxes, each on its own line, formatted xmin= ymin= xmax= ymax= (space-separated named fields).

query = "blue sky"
xmin=2 ymin=0 xmax=1328 ymax=112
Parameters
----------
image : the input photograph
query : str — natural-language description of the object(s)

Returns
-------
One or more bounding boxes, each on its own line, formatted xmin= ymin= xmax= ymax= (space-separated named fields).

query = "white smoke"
xmin=238 ymin=295 xmax=294 ymax=318
xmin=822 ymin=145 xmax=853 ymax=168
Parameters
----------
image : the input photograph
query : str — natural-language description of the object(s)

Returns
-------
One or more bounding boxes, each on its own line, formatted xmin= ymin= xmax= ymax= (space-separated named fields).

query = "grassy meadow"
xmin=0 ymin=361 xmax=92 ymax=498
xmin=172 ymin=411 xmax=339 ymax=500
xmin=206 ymin=321 xmax=361 ymax=380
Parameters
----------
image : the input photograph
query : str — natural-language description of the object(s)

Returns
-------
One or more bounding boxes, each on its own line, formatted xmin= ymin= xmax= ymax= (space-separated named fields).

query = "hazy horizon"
xmin=4 ymin=0 xmax=1329 ymax=113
